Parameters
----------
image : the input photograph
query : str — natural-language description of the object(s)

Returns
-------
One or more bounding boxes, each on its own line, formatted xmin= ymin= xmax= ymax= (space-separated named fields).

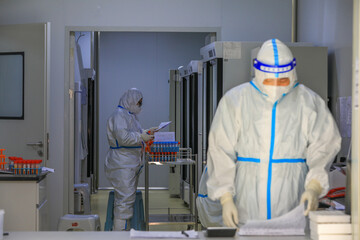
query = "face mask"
xmin=262 ymin=84 xmax=288 ymax=101
xmin=131 ymin=98 xmax=142 ymax=114
xmin=128 ymin=104 xmax=142 ymax=115
xmin=254 ymin=70 xmax=296 ymax=102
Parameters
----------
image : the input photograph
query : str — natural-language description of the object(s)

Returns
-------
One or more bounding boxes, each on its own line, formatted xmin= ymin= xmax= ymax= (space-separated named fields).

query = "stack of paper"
xmin=309 ymin=210 xmax=351 ymax=240
xmin=238 ymin=204 xmax=306 ymax=236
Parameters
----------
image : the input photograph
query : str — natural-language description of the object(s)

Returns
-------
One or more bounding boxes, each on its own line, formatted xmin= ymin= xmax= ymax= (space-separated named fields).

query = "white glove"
xmin=300 ymin=179 xmax=322 ymax=216
xmin=145 ymin=127 xmax=158 ymax=135
xmin=220 ymin=192 xmax=238 ymax=228
xmin=141 ymin=132 xmax=154 ymax=142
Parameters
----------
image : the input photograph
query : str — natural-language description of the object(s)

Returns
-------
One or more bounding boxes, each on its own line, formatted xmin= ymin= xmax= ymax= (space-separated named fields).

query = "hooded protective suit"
xmin=105 ymin=88 xmax=144 ymax=231
xmin=196 ymin=166 xmax=223 ymax=227
xmin=206 ymin=39 xmax=341 ymax=225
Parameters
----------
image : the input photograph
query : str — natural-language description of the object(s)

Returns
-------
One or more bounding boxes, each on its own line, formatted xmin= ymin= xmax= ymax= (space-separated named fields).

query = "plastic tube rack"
xmin=9 ymin=157 xmax=42 ymax=175
xmin=8 ymin=156 xmax=22 ymax=171
xmin=148 ymin=141 xmax=180 ymax=162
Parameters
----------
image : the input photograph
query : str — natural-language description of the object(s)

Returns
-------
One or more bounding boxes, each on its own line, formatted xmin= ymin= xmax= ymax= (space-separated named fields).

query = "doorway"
xmin=65 ymin=27 xmax=219 ymax=213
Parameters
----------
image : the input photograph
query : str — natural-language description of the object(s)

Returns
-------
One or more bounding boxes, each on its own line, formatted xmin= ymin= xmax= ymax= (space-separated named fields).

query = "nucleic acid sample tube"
xmin=27 ymin=161 xmax=31 ymax=175
xmin=13 ymin=161 xmax=17 ymax=175
xmin=18 ymin=161 xmax=23 ymax=175
xmin=30 ymin=160 xmax=35 ymax=174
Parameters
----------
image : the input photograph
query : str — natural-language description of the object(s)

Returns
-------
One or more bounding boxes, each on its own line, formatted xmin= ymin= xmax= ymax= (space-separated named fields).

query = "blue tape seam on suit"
xmin=272 ymin=38 xmax=279 ymax=78
xmin=198 ymin=194 xmax=208 ymax=198
xmin=118 ymin=105 xmax=133 ymax=114
xmin=110 ymin=139 xmax=142 ymax=149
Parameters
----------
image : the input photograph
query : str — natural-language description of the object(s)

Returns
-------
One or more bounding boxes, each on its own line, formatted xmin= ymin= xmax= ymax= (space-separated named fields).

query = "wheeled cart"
xmin=144 ymin=148 xmax=198 ymax=231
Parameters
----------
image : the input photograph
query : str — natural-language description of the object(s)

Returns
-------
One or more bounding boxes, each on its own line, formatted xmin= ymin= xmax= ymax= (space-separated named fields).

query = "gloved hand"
xmin=141 ymin=132 xmax=154 ymax=142
xmin=145 ymin=127 xmax=158 ymax=135
xmin=220 ymin=192 xmax=238 ymax=228
xmin=300 ymin=179 xmax=322 ymax=216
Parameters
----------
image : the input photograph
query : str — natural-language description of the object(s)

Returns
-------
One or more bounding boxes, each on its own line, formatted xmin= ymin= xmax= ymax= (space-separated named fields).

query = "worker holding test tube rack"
xmin=144 ymin=121 xmax=180 ymax=162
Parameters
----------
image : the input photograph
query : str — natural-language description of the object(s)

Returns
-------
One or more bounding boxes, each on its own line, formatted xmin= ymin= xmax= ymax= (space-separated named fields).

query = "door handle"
xmin=27 ymin=141 xmax=43 ymax=148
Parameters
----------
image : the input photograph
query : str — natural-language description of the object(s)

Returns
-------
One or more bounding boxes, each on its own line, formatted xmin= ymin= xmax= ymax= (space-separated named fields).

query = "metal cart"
xmin=144 ymin=148 xmax=198 ymax=231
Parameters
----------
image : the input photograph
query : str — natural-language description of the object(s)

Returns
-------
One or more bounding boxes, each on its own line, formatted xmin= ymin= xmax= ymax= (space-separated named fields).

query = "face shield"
xmin=253 ymin=39 xmax=298 ymax=102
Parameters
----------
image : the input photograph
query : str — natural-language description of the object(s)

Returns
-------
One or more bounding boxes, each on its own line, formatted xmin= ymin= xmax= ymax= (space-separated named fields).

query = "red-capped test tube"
xmin=30 ymin=160 xmax=35 ymax=174
xmin=13 ymin=160 xmax=18 ymax=175
xmin=27 ymin=160 xmax=31 ymax=174
xmin=35 ymin=160 xmax=42 ymax=175
xmin=18 ymin=161 xmax=23 ymax=175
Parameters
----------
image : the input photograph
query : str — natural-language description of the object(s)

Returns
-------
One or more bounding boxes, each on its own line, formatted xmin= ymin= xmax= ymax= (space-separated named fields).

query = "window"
xmin=0 ymin=52 xmax=24 ymax=119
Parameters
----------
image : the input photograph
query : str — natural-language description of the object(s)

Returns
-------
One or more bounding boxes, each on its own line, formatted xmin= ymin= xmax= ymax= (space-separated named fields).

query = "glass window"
xmin=0 ymin=52 xmax=24 ymax=119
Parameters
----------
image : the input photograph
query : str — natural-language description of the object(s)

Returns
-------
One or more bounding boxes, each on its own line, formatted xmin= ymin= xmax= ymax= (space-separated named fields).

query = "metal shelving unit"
xmin=144 ymin=148 xmax=198 ymax=231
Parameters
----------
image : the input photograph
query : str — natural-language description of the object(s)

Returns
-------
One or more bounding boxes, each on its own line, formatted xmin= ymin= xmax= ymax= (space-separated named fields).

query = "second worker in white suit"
xmin=206 ymin=39 xmax=341 ymax=227
xmin=105 ymin=88 xmax=156 ymax=231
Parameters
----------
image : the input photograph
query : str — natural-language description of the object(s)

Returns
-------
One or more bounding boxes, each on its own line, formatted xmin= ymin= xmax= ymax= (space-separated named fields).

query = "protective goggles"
xmin=253 ymin=58 xmax=296 ymax=74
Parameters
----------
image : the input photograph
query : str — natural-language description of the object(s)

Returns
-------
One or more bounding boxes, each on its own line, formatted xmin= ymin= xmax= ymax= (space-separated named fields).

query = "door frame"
xmin=45 ymin=23 xmax=51 ymax=163
xmin=0 ymin=23 xmax=50 ymax=162
xmin=64 ymin=26 xmax=221 ymax=213
xmin=0 ymin=22 xmax=51 ymax=231
xmin=352 ymin=0 xmax=360 ymax=237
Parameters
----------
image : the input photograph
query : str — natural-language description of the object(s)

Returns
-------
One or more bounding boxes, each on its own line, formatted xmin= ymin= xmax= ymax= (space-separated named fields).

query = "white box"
xmin=310 ymin=220 xmax=352 ymax=234
xmin=310 ymin=233 xmax=352 ymax=240
xmin=309 ymin=210 xmax=350 ymax=223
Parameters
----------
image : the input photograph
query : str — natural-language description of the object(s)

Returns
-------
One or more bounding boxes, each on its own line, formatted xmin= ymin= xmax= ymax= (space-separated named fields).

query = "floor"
xmin=91 ymin=189 xmax=193 ymax=231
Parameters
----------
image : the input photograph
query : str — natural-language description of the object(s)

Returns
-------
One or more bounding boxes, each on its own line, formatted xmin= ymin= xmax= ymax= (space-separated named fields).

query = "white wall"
xmin=297 ymin=0 xmax=353 ymax=161
xmin=221 ymin=0 xmax=292 ymax=41
xmin=0 ymin=0 xmax=292 ymax=230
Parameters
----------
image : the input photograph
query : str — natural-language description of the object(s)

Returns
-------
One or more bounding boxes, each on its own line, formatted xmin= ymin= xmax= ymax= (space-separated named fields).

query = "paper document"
xmin=333 ymin=200 xmax=345 ymax=210
xmin=41 ymin=167 xmax=55 ymax=173
xmin=156 ymin=121 xmax=171 ymax=131
xmin=130 ymin=229 xmax=198 ymax=239
xmin=238 ymin=204 xmax=306 ymax=236
xmin=0 ymin=169 xmax=13 ymax=174
xmin=154 ymin=132 xmax=175 ymax=142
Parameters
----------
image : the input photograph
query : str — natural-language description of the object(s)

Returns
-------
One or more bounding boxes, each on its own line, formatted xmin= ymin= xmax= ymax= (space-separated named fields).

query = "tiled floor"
xmin=91 ymin=189 xmax=193 ymax=231
xmin=90 ymin=189 xmax=110 ymax=231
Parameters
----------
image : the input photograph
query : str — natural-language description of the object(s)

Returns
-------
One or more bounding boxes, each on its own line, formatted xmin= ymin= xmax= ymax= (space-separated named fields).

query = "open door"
xmin=0 ymin=23 xmax=50 ymax=164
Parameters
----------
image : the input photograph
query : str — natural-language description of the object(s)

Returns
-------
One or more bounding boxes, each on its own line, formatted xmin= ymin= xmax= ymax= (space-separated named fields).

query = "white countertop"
xmin=3 ymin=231 xmax=311 ymax=240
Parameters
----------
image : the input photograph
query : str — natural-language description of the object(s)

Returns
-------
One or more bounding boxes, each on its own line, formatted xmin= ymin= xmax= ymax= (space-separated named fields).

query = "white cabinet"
xmin=0 ymin=176 xmax=48 ymax=231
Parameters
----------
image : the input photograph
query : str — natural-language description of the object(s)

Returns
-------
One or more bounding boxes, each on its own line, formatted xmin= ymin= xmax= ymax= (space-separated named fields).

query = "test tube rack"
xmin=0 ymin=149 xmax=6 ymax=169
xmin=147 ymin=141 xmax=180 ymax=162
xmin=8 ymin=157 xmax=42 ymax=175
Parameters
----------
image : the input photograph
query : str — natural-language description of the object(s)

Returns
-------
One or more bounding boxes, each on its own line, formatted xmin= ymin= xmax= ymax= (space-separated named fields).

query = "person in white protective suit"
xmin=206 ymin=39 xmax=341 ymax=228
xmin=196 ymin=166 xmax=223 ymax=227
xmin=105 ymin=88 xmax=156 ymax=231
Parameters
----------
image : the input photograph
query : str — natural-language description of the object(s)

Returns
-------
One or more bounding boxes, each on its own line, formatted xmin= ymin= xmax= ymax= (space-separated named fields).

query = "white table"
xmin=3 ymin=231 xmax=311 ymax=240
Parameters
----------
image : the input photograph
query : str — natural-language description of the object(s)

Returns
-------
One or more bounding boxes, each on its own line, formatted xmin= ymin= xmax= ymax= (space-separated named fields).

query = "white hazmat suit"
xmin=196 ymin=166 xmax=223 ymax=227
xmin=206 ymin=39 xmax=341 ymax=226
xmin=105 ymin=88 xmax=151 ymax=231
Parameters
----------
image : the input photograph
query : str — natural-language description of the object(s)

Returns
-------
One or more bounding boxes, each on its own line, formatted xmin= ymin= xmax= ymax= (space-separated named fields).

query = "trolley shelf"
xmin=147 ymin=159 xmax=195 ymax=166
xmin=148 ymin=214 xmax=197 ymax=226
xmin=144 ymin=148 xmax=198 ymax=231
